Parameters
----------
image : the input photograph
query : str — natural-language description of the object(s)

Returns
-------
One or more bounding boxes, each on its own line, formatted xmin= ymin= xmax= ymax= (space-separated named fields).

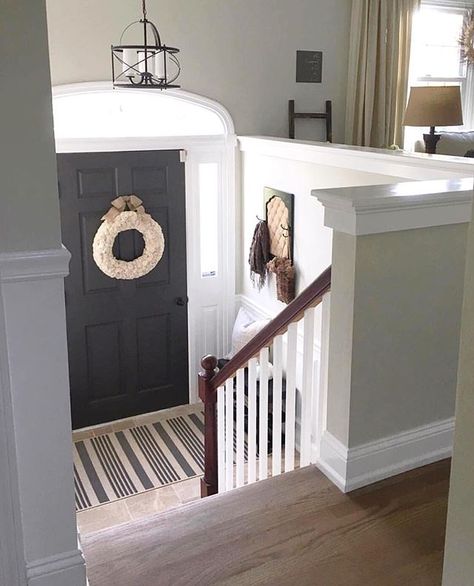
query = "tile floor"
xmin=77 ymin=476 xmax=202 ymax=535
xmin=74 ymin=404 xmax=297 ymax=536
xmin=74 ymin=406 xmax=203 ymax=536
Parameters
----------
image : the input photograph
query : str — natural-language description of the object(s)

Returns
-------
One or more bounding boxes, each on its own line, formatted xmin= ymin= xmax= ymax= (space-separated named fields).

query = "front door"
xmin=57 ymin=150 xmax=188 ymax=429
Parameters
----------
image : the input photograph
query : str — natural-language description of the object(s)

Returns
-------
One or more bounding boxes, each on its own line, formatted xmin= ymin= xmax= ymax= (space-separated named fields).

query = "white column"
xmin=314 ymin=179 xmax=472 ymax=493
xmin=0 ymin=1 xmax=86 ymax=584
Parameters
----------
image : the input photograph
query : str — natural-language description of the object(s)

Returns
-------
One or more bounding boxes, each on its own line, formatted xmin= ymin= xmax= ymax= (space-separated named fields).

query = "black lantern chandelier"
xmin=111 ymin=0 xmax=181 ymax=89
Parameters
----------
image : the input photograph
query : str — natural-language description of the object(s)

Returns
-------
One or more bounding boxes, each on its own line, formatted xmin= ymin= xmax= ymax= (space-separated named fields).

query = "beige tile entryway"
xmin=77 ymin=476 xmax=201 ymax=535
xmin=74 ymin=406 xmax=203 ymax=535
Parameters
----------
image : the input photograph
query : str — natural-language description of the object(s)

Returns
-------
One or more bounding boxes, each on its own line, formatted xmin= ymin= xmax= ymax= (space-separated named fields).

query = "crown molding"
xmin=313 ymin=178 xmax=473 ymax=235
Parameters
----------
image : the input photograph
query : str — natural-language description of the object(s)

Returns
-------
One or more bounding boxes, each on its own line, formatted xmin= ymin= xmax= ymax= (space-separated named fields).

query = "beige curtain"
xmin=345 ymin=0 xmax=420 ymax=148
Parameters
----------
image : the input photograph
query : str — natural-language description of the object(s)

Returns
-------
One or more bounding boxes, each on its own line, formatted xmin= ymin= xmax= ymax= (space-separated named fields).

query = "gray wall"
xmin=1 ymin=0 xmax=61 ymax=253
xmin=328 ymin=224 xmax=468 ymax=447
xmin=45 ymin=0 xmax=352 ymax=139
xmin=443 ymin=207 xmax=474 ymax=584
xmin=0 ymin=1 xmax=86 ymax=584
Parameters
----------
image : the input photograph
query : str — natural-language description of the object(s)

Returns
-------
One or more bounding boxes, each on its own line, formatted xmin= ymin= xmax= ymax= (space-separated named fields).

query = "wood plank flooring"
xmin=82 ymin=460 xmax=450 ymax=586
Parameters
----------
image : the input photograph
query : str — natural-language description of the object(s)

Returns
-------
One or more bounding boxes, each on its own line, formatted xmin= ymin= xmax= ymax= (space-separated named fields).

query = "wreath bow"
xmin=102 ymin=195 xmax=146 ymax=222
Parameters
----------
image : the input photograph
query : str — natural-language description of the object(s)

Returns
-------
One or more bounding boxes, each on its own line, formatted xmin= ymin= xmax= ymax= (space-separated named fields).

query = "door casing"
xmin=53 ymin=82 xmax=237 ymax=404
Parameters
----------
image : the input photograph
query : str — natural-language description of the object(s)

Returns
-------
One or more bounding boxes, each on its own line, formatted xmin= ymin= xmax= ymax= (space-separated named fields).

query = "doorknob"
xmin=175 ymin=296 xmax=188 ymax=306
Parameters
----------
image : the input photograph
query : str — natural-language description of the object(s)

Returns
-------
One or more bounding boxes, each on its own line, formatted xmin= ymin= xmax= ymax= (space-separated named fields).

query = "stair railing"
xmin=199 ymin=266 xmax=331 ymax=497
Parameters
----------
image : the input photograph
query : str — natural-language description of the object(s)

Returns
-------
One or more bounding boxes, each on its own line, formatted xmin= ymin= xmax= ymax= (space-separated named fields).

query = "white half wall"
xmin=239 ymin=137 xmax=474 ymax=492
xmin=238 ymin=137 xmax=474 ymax=340
xmin=315 ymin=178 xmax=472 ymax=492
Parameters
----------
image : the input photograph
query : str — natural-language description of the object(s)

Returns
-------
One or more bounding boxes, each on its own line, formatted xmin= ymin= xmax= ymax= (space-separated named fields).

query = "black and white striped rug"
xmin=73 ymin=411 xmax=205 ymax=511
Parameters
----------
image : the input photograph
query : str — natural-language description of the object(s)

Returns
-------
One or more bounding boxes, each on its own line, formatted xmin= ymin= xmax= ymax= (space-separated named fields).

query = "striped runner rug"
xmin=73 ymin=410 xmax=205 ymax=511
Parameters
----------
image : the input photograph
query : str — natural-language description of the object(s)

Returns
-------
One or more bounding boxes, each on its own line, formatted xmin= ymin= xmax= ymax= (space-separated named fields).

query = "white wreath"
xmin=93 ymin=208 xmax=165 ymax=280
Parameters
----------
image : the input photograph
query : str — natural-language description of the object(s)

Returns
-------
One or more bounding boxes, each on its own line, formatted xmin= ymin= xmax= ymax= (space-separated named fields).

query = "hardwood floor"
xmin=82 ymin=460 xmax=450 ymax=586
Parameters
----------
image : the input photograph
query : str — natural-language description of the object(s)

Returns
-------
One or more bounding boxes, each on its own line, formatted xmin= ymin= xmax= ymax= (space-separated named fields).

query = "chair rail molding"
xmin=318 ymin=417 xmax=455 ymax=493
xmin=0 ymin=246 xmax=71 ymax=282
xmin=313 ymin=178 xmax=473 ymax=236
xmin=0 ymin=246 xmax=86 ymax=586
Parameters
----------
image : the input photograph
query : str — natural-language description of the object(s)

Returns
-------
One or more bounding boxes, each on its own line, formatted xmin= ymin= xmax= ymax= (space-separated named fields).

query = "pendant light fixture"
xmin=111 ymin=0 xmax=181 ymax=89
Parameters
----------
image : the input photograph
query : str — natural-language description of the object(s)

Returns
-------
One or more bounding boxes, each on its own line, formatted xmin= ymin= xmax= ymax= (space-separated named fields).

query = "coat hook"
xmin=256 ymin=214 xmax=265 ymax=222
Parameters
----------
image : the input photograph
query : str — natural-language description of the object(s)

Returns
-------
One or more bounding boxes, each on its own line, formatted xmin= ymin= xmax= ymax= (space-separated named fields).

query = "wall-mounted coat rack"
xmin=264 ymin=187 xmax=294 ymax=262
xmin=264 ymin=187 xmax=296 ymax=304
xmin=288 ymin=99 xmax=333 ymax=142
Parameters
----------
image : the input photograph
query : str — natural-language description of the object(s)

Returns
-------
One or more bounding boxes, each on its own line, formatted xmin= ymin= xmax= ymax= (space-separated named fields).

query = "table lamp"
xmin=403 ymin=86 xmax=463 ymax=154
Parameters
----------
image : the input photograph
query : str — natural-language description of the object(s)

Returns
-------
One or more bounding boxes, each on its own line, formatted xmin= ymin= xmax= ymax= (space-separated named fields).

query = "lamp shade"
xmin=403 ymin=86 xmax=463 ymax=127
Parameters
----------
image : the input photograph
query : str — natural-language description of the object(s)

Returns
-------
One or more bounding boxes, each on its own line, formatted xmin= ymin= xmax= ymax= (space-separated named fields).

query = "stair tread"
xmin=82 ymin=461 xmax=449 ymax=586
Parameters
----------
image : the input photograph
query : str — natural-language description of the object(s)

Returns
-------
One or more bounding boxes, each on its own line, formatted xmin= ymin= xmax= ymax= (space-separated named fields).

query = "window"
xmin=199 ymin=163 xmax=219 ymax=278
xmin=411 ymin=5 xmax=465 ymax=80
xmin=406 ymin=2 xmax=473 ymax=149
xmin=53 ymin=91 xmax=226 ymax=139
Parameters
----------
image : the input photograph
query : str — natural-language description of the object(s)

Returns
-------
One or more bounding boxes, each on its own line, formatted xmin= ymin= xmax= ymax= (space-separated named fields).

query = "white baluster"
xmin=285 ymin=322 xmax=298 ymax=472
xmin=258 ymin=347 xmax=269 ymax=480
xmin=301 ymin=307 xmax=315 ymax=467
xmin=314 ymin=292 xmax=331 ymax=461
xmin=272 ymin=335 xmax=283 ymax=476
xmin=247 ymin=358 xmax=258 ymax=484
xmin=236 ymin=368 xmax=245 ymax=488
xmin=225 ymin=378 xmax=234 ymax=491
xmin=217 ymin=385 xmax=225 ymax=492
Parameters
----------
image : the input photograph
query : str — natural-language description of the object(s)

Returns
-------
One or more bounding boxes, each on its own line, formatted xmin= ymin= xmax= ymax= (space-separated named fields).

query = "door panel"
xmin=58 ymin=150 xmax=188 ymax=429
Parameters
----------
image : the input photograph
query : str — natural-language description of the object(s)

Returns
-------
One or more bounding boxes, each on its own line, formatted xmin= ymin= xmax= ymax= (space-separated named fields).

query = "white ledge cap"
xmin=312 ymin=178 xmax=474 ymax=236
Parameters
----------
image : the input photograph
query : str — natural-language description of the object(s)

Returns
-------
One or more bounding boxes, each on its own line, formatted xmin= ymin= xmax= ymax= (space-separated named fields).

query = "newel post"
xmin=199 ymin=355 xmax=219 ymax=497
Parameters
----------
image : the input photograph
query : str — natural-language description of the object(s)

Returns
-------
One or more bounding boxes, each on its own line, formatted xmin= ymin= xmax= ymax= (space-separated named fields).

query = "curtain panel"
xmin=345 ymin=0 xmax=420 ymax=148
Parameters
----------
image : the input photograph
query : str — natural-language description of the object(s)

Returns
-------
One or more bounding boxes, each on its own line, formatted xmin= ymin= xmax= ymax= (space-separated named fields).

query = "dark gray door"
xmin=57 ymin=150 xmax=188 ymax=429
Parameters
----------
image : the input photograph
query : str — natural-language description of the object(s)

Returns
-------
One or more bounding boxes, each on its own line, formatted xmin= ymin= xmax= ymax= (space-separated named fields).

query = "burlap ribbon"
xmin=102 ymin=195 xmax=146 ymax=222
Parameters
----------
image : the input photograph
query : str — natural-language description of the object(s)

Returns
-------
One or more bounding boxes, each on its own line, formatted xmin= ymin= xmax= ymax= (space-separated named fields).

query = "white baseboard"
xmin=26 ymin=549 xmax=86 ymax=586
xmin=317 ymin=417 xmax=455 ymax=492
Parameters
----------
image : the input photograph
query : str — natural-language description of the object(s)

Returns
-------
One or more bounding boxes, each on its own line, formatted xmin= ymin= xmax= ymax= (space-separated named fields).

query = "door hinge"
xmin=179 ymin=149 xmax=187 ymax=163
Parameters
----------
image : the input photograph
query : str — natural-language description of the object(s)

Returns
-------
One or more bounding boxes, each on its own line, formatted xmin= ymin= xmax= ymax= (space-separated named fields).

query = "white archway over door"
xmin=53 ymin=82 xmax=237 ymax=403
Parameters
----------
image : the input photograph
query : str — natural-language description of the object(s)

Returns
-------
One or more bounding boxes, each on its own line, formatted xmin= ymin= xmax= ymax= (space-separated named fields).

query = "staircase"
xmin=199 ymin=266 xmax=332 ymax=496
xmin=81 ymin=459 xmax=449 ymax=586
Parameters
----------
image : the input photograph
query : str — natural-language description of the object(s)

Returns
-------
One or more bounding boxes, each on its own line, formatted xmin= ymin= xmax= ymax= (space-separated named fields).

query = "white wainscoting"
xmin=318 ymin=417 xmax=455 ymax=493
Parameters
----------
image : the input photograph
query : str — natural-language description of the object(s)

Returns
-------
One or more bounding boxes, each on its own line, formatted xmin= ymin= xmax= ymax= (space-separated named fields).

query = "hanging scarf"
xmin=248 ymin=220 xmax=271 ymax=290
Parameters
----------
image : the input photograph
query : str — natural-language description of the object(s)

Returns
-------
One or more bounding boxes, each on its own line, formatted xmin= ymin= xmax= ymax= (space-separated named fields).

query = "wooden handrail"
xmin=211 ymin=265 xmax=331 ymax=390
xmin=198 ymin=266 xmax=331 ymax=497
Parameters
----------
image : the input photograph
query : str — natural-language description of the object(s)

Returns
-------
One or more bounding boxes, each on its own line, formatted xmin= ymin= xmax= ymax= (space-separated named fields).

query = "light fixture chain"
xmin=142 ymin=0 xmax=147 ymax=20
